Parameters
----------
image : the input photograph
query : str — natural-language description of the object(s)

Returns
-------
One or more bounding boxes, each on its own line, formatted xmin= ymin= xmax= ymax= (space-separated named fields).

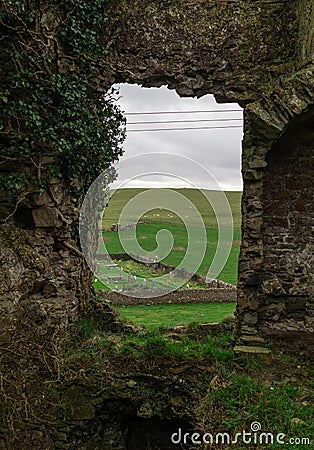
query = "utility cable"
xmin=125 ymin=109 xmax=242 ymax=115
xmin=127 ymin=118 xmax=243 ymax=125
xmin=127 ymin=125 xmax=243 ymax=132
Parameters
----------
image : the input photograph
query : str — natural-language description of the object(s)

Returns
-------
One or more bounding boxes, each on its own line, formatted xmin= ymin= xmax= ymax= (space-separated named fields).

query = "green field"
xmin=103 ymin=188 xmax=242 ymax=229
xmin=93 ymin=257 xmax=210 ymax=291
xmin=95 ymin=188 xmax=242 ymax=286
xmin=100 ymin=223 xmax=241 ymax=284
xmin=116 ymin=303 xmax=236 ymax=329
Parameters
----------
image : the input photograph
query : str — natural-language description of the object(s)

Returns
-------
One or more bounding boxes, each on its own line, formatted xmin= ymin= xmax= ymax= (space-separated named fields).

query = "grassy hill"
xmin=102 ymin=188 xmax=242 ymax=229
xmin=98 ymin=188 xmax=242 ymax=285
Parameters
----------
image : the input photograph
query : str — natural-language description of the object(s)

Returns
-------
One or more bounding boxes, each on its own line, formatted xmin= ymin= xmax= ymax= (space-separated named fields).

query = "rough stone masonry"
xmin=0 ymin=0 xmax=313 ymax=352
xmin=102 ymin=0 xmax=314 ymax=347
xmin=0 ymin=0 xmax=313 ymax=447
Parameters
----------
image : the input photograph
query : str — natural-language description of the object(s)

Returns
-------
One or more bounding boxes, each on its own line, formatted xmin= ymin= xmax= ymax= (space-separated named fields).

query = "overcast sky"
xmin=111 ymin=84 xmax=243 ymax=191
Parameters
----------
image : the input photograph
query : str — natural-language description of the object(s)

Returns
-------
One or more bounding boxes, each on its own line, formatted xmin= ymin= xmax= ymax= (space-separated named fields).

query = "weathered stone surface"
xmin=62 ymin=386 xmax=96 ymax=421
xmin=262 ymin=278 xmax=286 ymax=296
xmin=32 ymin=206 xmax=58 ymax=227
xmin=104 ymin=0 xmax=297 ymax=103
xmin=249 ymin=159 xmax=268 ymax=169
xmin=240 ymin=335 xmax=266 ymax=345
xmin=243 ymin=312 xmax=258 ymax=325
xmin=103 ymin=288 xmax=236 ymax=306
xmin=240 ymin=325 xmax=258 ymax=336
xmin=234 ymin=346 xmax=271 ymax=354
xmin=1 ymin=0 xmax=314 ymax=446
xmin=30 ymin=192 xmax=52 ymax=206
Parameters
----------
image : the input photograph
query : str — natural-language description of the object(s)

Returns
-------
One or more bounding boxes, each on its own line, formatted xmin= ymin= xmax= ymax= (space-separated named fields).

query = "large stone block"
xmin=32 ymin=206 xmax=58 ymax=228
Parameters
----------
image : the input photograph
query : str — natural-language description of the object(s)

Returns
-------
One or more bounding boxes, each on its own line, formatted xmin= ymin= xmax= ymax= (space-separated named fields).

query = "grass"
xmin=102 ymin=188 xmax=242 ymax=230
xmin=116 ymin=303 xmax=236 ymax=329
xmin=93 ymin=257 xmax=213 ymax=291
xmin=114 ymin=332 xmax=234 ymax=363
xmin=97 ymin=188 xmax=242 ymax=285
xmin=70 ymin=318 xmax=314 ymax=450
xmin=100 ymin=223 xmax=241 ymax=285
xmin=75 ymin=318 xmax=234 ymax=363
xmin=196 ymin=372 xmax=314 ymax=448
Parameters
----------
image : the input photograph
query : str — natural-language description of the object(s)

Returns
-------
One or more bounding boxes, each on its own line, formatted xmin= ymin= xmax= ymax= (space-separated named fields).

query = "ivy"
xmin=0 ymin=0 xmax=125 ymax=195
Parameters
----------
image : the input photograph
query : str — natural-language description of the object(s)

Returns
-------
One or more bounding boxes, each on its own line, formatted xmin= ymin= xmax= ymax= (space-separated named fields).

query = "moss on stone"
xmin=0 ymin=225 xmax=45 ymax=270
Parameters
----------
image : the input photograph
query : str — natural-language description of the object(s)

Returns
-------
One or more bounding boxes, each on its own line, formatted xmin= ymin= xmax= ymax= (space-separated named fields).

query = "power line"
xmin=125 ymin=109 xmax=242 ymax=116
xmin=127 ymin=118 xmax=243 ymax=125
xmin=127 ymin=125 xmax=243 ymax=132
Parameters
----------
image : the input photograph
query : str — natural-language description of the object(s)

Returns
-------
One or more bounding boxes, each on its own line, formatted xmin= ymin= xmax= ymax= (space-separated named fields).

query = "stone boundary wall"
xmin=102 ymin=220 xmax=148 ymax=233
xmin=100 ymin=288 xmax=237 ymax=306
xmin=96 ymin=253 xmax=235 ymax=289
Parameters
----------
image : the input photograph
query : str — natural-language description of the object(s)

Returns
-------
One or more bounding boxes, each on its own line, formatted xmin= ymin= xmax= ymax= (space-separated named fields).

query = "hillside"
xmin=102 ymin=188 xmax=242 ymax=229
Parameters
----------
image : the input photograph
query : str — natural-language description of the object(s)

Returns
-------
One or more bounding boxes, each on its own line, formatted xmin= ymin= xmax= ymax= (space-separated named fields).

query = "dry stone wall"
xmin=102 ymin=288 xmax=236 ymax=306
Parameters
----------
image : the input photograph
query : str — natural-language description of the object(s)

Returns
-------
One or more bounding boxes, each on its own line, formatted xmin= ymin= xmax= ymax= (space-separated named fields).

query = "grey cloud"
xmin=112 ymin=84 xmax=243 ymax=191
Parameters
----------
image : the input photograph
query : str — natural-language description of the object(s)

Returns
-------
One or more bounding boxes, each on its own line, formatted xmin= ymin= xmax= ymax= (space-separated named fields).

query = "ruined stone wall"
xmin=258 ymin=109 xmax=314 ymax=332
xmin=104 ymin=0 xmax=297 ymax=102
xmin=102 ymin=0 xmax=314 ymax=346
xmin=0 ymin=158 xmax=93 ymax=349
xmin=236 ymin=74 xmax=314 ymax=343
xmin=1 ymin=0 xmax=310 ymax=349
xmin=1 ymin=0 xmax=314 ymax=447
xmin=297 ymin=0 xmax=314 ymax=65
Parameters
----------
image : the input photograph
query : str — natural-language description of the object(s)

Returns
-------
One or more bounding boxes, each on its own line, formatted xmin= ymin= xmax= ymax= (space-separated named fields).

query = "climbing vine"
xmin=0 ymin=0 xmax=125 ymax=195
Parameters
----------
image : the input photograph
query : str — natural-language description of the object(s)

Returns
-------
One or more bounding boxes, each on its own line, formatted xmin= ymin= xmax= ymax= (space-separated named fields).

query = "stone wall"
xmin=259 ymin=109 xmax=314 ymax=332
xmin=101 ymin=0 xmax=314 ymax=347
xmin=1 ymin=0 xmax=314 ymax=446
xmin=102 ymin=288 xmax=237 ymax=306
xmin=0 ymin=172 xmax=92 ymax=349
xmin=103 ymin=0 xmax=297 ymax=103
xmin=1 ymin=0 xmax=311 ymax=351
xmin=0 ymin=0 xmax=311 ymax=354
xmin=236 ymin=78 xmax=314 ymax=344
xmin=100 ymin=253 xmax=235 ymax=289
xmin=297 ymin=0 xmax=314 ymax=65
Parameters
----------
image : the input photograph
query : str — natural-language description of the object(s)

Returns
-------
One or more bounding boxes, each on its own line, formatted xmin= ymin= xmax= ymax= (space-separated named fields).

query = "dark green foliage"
xmin=77 ymin=318 xmax=97 ymax=339
xmin=0 ymin=0 xmax=125 ymax=194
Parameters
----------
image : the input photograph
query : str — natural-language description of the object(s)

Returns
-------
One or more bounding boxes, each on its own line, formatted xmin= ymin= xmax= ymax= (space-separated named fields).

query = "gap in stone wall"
xmin=98 ymin=83 xmax=244 ymax=326
xmin=112 ymin=83 xmax=243 ymax=192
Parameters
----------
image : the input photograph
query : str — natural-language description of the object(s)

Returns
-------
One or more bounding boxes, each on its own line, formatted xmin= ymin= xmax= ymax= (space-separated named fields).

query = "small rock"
xmin=234 ymin=345 xmax=271 ymax=354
